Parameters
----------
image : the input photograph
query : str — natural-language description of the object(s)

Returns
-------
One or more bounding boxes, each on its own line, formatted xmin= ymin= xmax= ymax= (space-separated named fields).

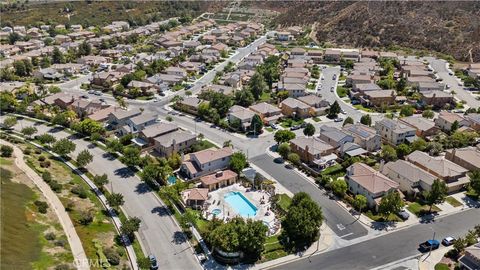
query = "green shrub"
xmin=71 ymin=185 xmax=88 ymax=199
xmin=48 ymin=180 xmax=62 ymax=193
xmin=38 ymin=155 xmax=46 ymax=162
xmin=35 ymin=149 xmax=41 ymax=154
xmin=45 ymin=232 xmax=56 ymax=241
xmin=104 ymin=247 xmax=120 ymax=265
xmin=40 ymin=160 xmax=51 ymax=168
xmin=34 ymin=200 xmax=49 ymax=214
xmin=0 ymin=145 xmax=13 ymax=157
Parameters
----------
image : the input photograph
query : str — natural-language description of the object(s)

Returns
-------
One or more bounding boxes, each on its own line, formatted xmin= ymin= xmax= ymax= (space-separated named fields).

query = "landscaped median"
xmin=0 ymin=131 xmax=141 ymax=269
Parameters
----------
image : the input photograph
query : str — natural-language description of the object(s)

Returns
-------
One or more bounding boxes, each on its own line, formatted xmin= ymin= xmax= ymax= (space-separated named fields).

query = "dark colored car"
xmin=419 ymin=240 xmax=440 ymax=252
xmin=149 ymin=255 xmax=159 ymax=270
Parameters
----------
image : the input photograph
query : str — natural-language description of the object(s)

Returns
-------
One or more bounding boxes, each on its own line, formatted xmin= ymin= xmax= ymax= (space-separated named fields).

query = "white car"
xmin=442 ymin=237 xmax=456 ymax=246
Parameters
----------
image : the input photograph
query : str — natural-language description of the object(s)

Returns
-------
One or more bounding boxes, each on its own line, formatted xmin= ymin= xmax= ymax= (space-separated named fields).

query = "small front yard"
xmin=353 ymin=104 xmax=375 ymax=112
xmin=434 ymin=263 xmax=450 ymax=270
xmin=336 ymin=86 xmax=349 ymax=98
xmin=445 ymin=196 xmax=462 ymax=207
xmin=279 ymin=118 xmax=304 ymax=128
xmin=407 ymin=202 xmax=441 ymax=217
xmin=259 ymin=91 xmax=272 ymax=102
xmin=364 ymin=210 xmax=402 ymax=222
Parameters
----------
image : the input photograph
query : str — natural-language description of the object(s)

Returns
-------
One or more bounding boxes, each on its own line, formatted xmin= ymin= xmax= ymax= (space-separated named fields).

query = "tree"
xmin=411 ymin=138 xmax=427 ymax=152
xmin=360 ymin=115 xmax=372 ymax=126
xmin=396 ymin=144 xmax=411 ymax=159
xmin=167 ymin=152 xmax=182 ymax=170
xmin=248 ymin=72 xmax=268 ymax=100
xmin=93 ymin=174 xmax=109 ymax=187
xmin=274 ymin=130 xmax=296 ymax=144
xmin=13 ymin=60 xmax=27 ymax=76
xmin=106 ymin=139 xmax=123 ymax=153
xmin=380 ymin=145 xmax=397 ymax=162
xmin=469 ymin=171 xmax=480 ymax=197
xmin=353 ymin=194 xmax=367 ymax=212
xmin=106 ymin=192 xmax=124 ymax=208
xmin=120 ymin=146 xmax=141 ymax=167
xmin=287 ymin=152 xmax=300 ymax=165
xmin=400 ymin=105 xmax=415 ymax=117
xmin=422 ymin=110 xmax=434 ymax=119
xmin=451 ymin=120 xmax=459 ymax=133
xmin=281 ymin=192 xmax=323 ymax=251
xmin=0 ymin=145 xmax=13 ymax=157
xmin=303 ymin=123 xmax=315 ymax=137
xmin=48 ymin=86 xmax=62 ymax=94
xmin=137 ymin=257 xmax=151 ymax=269
xmin=278 ymin=143 xmax=291 ymax=159
xmin=239 ymin=219 xmax=268 ymax=260
xmin=77 ymin=210 xmax=94 ymax=225
xmin=250 ymin=114 xmax=263 ymax=135
xmin=76 ymin=149 xmax=93 ymax=168
xmin=121 ymin=217 xmax=141 ymax=241
xmin=229 ymin=152 xmax=248 ymax=173
xmin=37 ymin=134 xmax=56 ymax=145
xmin=20 ymin=126 xmax=37 ymax=138
xmin=453 ymin=237 xmax=466 ymax=254
xmin=234 ymin=88 xmax=255 ymax=107
xmin=423 ymin=179 xmax=448 ymax=212
xmin=8 ymin=32 xmax=21 ymax=45
xmin=327 ymin=101 xmax=341 ymax=118
xmin=277 ymin=90 xmax=290 ymax=101
xmin=141 ymin=163 xmax=168 ymax=186
xmin=378 ymin=190 xmax=404 ymax=220
xmin=2 ymin=116 xmax=17 ymax=129
xmin=343 ymin=117 xmax=354 ymax=126
xmin=331 ymin=179 xmax=348 ymax=197
xmin=52 ymin=47 xmax=65 ymax=64
xmin=71 ymin=119 xmax=105 ymax=135
xmin=0 ymin=92 xmax=17 ymax=111
xmin=52 ymin=138 xmax=76 ymax=157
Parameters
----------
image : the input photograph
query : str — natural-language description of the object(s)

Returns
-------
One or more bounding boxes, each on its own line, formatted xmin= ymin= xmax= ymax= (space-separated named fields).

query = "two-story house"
xmin=249 ymin=102 xmax=283 ymax=125
xmin=342 ymin=123 xmax=381 ymax=151
xmin=289 ymin=136 xmax=336 ymax=166
xmin=318 ymin=125 xmax=354 ymax=149
xmin=381 ymin=160 xmax=436 ymax=195
xmin=180 ymin=147 xmax=234 ymax=179
xmin=107 ymin=108 xmax=142 ymax=130
xmin=434 ymin=111 xmax=470 ymax=132
xmin=227 ymin=105 xmax=257 ymax=131
xmin=375 ymin=119 xmax=417 ymax=145
xmin=346 ymin=163 xmax=399 ymax=209
xmin=120 ymin=112 xmax=158 ymax=135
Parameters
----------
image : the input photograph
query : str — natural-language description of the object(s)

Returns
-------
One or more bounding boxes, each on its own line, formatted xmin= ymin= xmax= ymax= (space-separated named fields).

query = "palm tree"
xmin=116 ymin=96 xmax=128 ymax=109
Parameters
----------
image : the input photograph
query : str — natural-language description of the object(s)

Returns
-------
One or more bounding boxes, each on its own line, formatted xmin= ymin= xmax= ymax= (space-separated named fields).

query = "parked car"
xmin=290 ymin=125 xmax=301 ymax=131
xmin=94 ymin=91 xmax=102 ymax=96
xmin=398 ymin=210 xmax=410 ymax=220
xmin=419 ymin=240 xmax=440 ymax=252
xmin=332 ymin=74 xmax=337 ymax=80
xmin=99 ymin=98 xmax=105 ymax=103
xmin=88 ymin=90 xmax=95 ymax=94
xmin=270 ymin=123 xmax=278 ymax=130
xmin=446 ymin=84 xmax=451 ymax=89
xmin=149 ymin=255 xmax=159 ymax=270
xmin=448 ymin=71 xmax=453 ymax=76
xmin=330 ymin=86 xmax=334 ymax=92
xmin=442 ymin=237 xmax=456 ymax=246
xmin=80 ymin=95 xmax=89 ymax=99
xmin=334 ymin=117 xmax=343 ymax=122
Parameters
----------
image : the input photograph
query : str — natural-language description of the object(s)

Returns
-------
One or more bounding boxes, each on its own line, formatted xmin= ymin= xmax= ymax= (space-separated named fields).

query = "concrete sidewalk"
xmin=1 ymin=140 xmax=90 ymax=270
xmin=418 ymin=246 xmax=453 ymax=270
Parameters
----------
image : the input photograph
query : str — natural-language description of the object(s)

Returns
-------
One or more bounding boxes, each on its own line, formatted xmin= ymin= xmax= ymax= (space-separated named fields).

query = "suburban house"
xmin=381 ymin=160 xmax=436 ymax=195
xmin=119 ymin=112 xmax=157 ymax=135
xmin=278 ymin=83 xmax=307 ymax=98
xmin=445 ymin=147 xmax=480 ymax=172
xmin=459 ymin=243 xmax=480 ymax=270
xmin=165 ymin=66 xmax=188 ymax=78
xmin=280 ymin=97 xmax=312 ymax=119
xmin=342 ymin=123 xmax=381 ymax=151
xmin=323 ymin=49 xmax=342 ymax=62
xmin=88 ymin=106 xmax=118 ymax=122
xmin=91 ymin=71 xmax=126 ymax=88
xmin=375 ymin=119 xmax=417 ymax=145
xmin=107 ymin=108 xmax=142 ymax=130
xmin=465 ymin=114 xmax=480 ymax=132
xmin=434 ymin=112 xmax=469 ymax=132
xmin=399 ymin=116 xmax=439 ymax=138
xmin=180 ymin=147 xmax=234 ymax=179
xmin=249 ymin=102 xmax=283 ymax=125
xmin=137 ymin=122 xmax=178 ymax=145
xmin=153 ymin=130 xmax=197 ymax=157
xmin=181 ymin=188 xmax=209 ymax=210
xmin=346 ymin=163 xmax=399 ymax=209
xmin=227 ymin=105 xmax=256 ymax=131
xmin=200 ymin=170 xmax=238 ymax=191
xmin=175 ymin=97 xmax=208 ymax=116
xmin=318 ymin=125 xmax=354 ymax=149
xmin=420 ymin=91 xmax=454 ymax=108
xmin=360 ymin=90 xmax=396 ymax=107
xmin=406 ymin=151 xmax=470 ymax=193
xmin=69 ymin=99 xmax=106 ymax=117
xmin=289 ymin=136 xmax=336 ymax=166
xmin=417 ymin=82 xmax=445 ymax=92
xmin=339 ymin=142 xmax=368 ymax=158
xmin=297 ymin=95 xmax=330 ymax=116
xmin=346 ymin=74 xmax=373 ymax=87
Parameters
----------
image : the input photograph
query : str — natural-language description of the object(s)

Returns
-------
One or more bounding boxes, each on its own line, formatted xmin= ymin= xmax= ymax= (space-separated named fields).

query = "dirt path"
xmin=1 ymin=140 xmax=90 ymax=270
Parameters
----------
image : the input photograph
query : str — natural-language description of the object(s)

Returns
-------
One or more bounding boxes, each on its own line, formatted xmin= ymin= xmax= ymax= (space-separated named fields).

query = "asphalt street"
xmin=275 ymin=207 xmax=480 ymax=270
xmin=250 ymin=153 xmax=368 ymax=240
xmin=3 ymin=116 xmax=201 ymax=270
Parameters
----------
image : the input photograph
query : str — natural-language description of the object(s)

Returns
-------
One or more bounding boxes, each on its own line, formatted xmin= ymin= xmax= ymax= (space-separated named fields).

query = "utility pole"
xmin=429 ymin=229 xmax=436 ymax=256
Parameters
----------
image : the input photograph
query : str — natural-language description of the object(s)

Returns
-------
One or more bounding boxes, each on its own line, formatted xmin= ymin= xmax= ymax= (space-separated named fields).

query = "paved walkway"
xmin=418 ymin=246 xmax=453 ymax=270
xmin=0 ymin=140 xmax=90 ymax=270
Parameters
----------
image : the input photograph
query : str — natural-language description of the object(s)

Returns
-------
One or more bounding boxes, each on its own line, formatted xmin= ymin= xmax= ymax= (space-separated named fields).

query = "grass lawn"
xmin=265 ymin=127 xmax=274 ymax=132
xmin=320 ymin=164 xmax=345 ymax=176
xmin=279 ymin=118 xmax=304 ymax=128
xmin=312 ymin=117 xmax=321 ymax=122
xmin=136 ymin=96 xmax=154 ymax=101
xmin=260 ymin=234 xmax=288 ymax=263
xmin=276 ymin=194 xmax=292 ymax=212
xmin=353 ymin=104 xmax=375 ymax=112
xmin=434 ymin=263 xmax=450 ymax=270
xmin=407 ymin=202 xmax=441 ymax=217
xmin=336 ymin=86 xmax=349 ymax=98
xmin=364 ymin=210 xmax=402 ymax=222
xmin=190 ymin=140 xmax=218 ymax=152
xmin=445 ymin=196 xmax=462 ymax=207
xmin=259 ymin=91 xmax=272 ymax=102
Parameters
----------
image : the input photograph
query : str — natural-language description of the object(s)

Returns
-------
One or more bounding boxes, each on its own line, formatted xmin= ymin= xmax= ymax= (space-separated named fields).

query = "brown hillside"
xmin=264 ymin=1 xmax=480 ymax=62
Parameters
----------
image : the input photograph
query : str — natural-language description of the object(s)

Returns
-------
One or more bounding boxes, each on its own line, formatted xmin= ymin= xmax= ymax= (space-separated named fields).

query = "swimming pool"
xmin=167 ymin=176 xmax=176 ymax=185
xmin=224 ymin=191 xmax=257 ymax=218
xmin=211 ymin=209 xmax=221 ymax=216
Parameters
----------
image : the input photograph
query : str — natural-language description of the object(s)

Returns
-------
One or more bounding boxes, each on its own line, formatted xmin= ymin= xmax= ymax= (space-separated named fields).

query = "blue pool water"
xmin=224 ymin=191 xmax=257 ymax=218
xmin=167 ymin=176 xmax=176 ymax=185
xmin=211 ymin=209 xmax=221 ymax=216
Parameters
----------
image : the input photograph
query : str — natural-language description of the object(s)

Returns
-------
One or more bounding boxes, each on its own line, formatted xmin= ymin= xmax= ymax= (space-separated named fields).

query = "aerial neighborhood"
xmin=1 ymin=2 xmax=480 ymax=270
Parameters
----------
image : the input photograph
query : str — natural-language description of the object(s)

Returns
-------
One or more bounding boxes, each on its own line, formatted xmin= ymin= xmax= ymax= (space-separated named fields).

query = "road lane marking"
xmin=340 ymin=232 xmax=354 ymax=238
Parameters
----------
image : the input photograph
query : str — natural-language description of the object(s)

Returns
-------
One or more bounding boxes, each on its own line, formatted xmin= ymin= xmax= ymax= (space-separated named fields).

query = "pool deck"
xmin=204 ymin=183 xmax=277 ymax=229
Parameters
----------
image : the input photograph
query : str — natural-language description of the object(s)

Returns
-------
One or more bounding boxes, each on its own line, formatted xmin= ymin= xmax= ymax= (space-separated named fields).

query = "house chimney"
xmin=451 ymin=148 xmax=456 ymax=158
xmin=216 ymin=171 xmax=223 ymax=177
xmin=379 ymin=160 xmax=385 ymax=172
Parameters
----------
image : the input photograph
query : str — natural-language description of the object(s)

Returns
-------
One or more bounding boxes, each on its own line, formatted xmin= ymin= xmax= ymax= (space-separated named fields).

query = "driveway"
xmin=3 ymin=116 xmax=201 ymax=270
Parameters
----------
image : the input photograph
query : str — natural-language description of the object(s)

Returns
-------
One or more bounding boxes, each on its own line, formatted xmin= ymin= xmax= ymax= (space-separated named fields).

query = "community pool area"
xmin=224 ymin=191 xmax=258 ymax=218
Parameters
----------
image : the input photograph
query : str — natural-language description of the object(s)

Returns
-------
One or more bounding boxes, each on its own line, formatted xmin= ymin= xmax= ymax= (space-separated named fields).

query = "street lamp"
xmin=429 ymin=227 xmax=436 ymax=257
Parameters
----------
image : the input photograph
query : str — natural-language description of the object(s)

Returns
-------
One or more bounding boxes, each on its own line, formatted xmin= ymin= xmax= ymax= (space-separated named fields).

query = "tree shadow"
xmin=172 ymin=231 xmax=187 ymax=245
xmin=151 ymin=206 xmax=171 ymax=217
xmin=48 ymin=126 xmax=64 ymax=133
xmin=134 ymin=182 xmax=150 ymax=194
xmin=102 ymin=152 xmax=117 ymax=160
xmin=114 ymin=167 xmax=135 ymax=178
